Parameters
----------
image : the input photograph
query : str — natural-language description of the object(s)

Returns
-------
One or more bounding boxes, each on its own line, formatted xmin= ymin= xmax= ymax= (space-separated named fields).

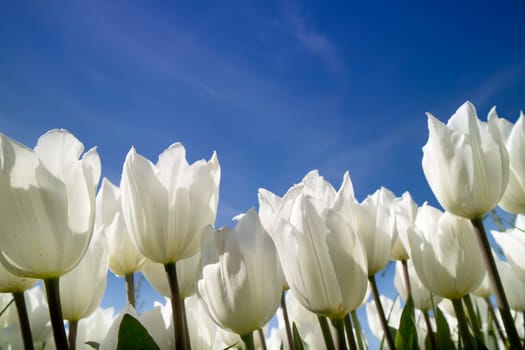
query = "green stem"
xmin=351 ymin=310 xmax=366 ymax=350
xmin=68 ymin=319 xmax=78 ymax=350
xmin=330 ymin=317 xmax=347 ymax=350
xmin=401 ymin=259 xmax=412 ymax=299
xmin=241 ymin=332 xmax=255 ymax=350
xmin=423 ymin=309 xmax=437 ymax=350
xmin=13 ymin=291 xmax=34 ymax=350
xmin=484 ymin=296 xmax=506 ymax=345
xmin=471 ymin=218 xmax=523 ymax=350
xmin=181 ymin=297 xmax=192 ymax=349
xmin=43 ymin=278 xmax=68 ymax=350
xmin=343 ymin=313 xmax=358 ymax=350
xmin=164 ymin=262 xmax=186 ymax=350
xmin=257 ymin=328 xmax=267 ymax=350
xmin=369 ymin=274 xmax=396 ymax=350
xmin=318 ymin=315 xmax=336 ymax=350
xmin=281 ymin=291 xmax=295 ymax=350
xmin=463 ymin=294 xmax=483 ymax=341
xmin=451 ymin=298 xmax=475 ymax=350
xmin=125 ymin=272 xmax=135 ymax=308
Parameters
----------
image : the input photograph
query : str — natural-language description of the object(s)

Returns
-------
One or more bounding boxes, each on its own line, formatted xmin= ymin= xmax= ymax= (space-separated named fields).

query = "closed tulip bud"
xmin=60 ymin=230 xmax=109 ymax=321
xmin=422 ymin=101 xmax=509 ymax=219
xmin=0 ymin=130 xmax=100 ymax=278
xmin=410 ymin=204 xmax=485 ymax=299
xmin=391 ymin=192 xmax=418 ymax=260
xmin=489 ymin=110 xmax=525 ymax=214
xmin=120 ymin=143 xmax=220 ymax=264
xmin=198 ymin=208 xmax=283 ymax=336
xmin=394 ymin=260 xmax=441 ymax=311
xmin=96 ymin=178 xmax=145 ymax=276
xmin=351 ymin=187 xmax=396 ymax=276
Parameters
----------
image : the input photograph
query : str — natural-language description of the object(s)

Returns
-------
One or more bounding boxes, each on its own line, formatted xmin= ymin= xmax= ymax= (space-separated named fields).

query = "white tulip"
xmin=198 ymin=209 xmax=283 ymax=336
xmin=121 ymin=143 xmax=220 ymax=264
xmin=0 ymin=130 xmax=100 ymax=278
xmin=422 ymin=101 xmax=509 ymax=219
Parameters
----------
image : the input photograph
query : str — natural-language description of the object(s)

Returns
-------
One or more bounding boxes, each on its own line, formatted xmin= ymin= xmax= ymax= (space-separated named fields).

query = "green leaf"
xmin=85 ymin=341 xmax=100 ymax=350
xmin=484 ymin=328 xmax=499 ymax=350
xmin=0 ymin=298 xmax=14 ymax=319
xmin=395 ymin=297 xmax=419 ymax=350
xmin=292 ymin=322 xmax=306 ymax=350
xmin=116 ymin=314 xmax=160 ymax=350
xmin=434 ymin=307 xmax=455 ymax=350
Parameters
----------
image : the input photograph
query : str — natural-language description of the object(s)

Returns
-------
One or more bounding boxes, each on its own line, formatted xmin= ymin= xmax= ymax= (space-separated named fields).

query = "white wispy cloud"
xmin=469 ymin=63 xmax=525 ymax=111
xmin=286 ymin=12 xmax=344 ymax=72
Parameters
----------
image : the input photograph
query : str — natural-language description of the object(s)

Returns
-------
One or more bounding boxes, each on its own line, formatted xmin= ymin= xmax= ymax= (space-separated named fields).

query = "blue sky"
xmin=1 ymin=0 xmax=525 ymax=346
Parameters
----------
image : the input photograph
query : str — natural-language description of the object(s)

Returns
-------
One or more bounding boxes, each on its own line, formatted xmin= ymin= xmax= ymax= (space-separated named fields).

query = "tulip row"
xmin=1 ymin=101 xmax=525 ymax=350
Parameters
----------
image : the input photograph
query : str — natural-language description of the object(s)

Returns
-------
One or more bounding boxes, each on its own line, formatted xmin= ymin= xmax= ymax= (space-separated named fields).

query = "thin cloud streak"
xmin=287 ymin=12 xmax=344 ymax=72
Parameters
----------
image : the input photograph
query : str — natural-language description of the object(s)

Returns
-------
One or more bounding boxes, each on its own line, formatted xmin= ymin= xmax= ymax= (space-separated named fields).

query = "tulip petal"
xmin=0 ymin=134 xmax=72 ymax=277
xmin=121 ymin=147 xmax=169 ymax=263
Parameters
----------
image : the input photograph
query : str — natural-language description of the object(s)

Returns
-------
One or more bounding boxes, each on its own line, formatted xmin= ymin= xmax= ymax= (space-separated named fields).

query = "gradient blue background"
xmin=1 ymin=0 xmax=524 ymax=348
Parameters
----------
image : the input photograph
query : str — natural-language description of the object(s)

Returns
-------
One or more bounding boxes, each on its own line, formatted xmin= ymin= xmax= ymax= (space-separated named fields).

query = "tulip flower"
xmin=0 ymin=130 xmax=100 ymax=277
xmin=351 ymin=187 xmax=396 ymax=276
xmin=184 ymin=295 xmax=217 ymax=350
xmin=75 ymin=307 xmax=114 ymax=350
xmin=344 ymin=186 xmax=396 ymax=349
xmin=422 ymin=101 xmax=509 ymax=219
xmin=198 ymin=208 xmax=283 ymax=347
xmin=411 ymin=205 xmax=484 ymax=350
xmin=498 ymin=261 xmax=525 ymax=312
xmin=0 ymin=130 xmax=101 ymax=349
xmin=394 ymin=259 xmax=441 ymax=349
xmin=263 ymin=172 xmax=368 ymax=317
xmin=120 ymin=143 xmax=220 ymax=264
xmin=489 ymin=109 xmax=525 ymax=214
xmin=1 ymin=286 xmax=53 ymax=350
xmin=60 ymin=230 xmax=109 ymax=322
xmin=0 ymin=264 xmax=37 ymax=294
xmin=491 ymin=215 xmax=525 ymax=283
xmin=390 ymin=191 xmax=418 ymax=261
xmin=95 ymin=178 xmax=145 ymax=307
xmin=423 ymin=102 xmax=524 ymax=348
xmin=0 ymin=263 xmax=38 ymax=350
xmin=366 ymin=295 xmax=402 ymax=341
xmin=60 ymin=229 xmax=109 ymax=350
xmin=410 ymin=204 xmax=484 ymax=299
xmin=141 ymin=251 xmax=201 ymax=299
xmin=271 ymin=173 xmax=368 ymax=350
xmin=138 ymin=306 xmax=172 ymax=349
xmin=120 ymin=143 xmax=219 ymax=349
xmin=100 ymin=305 xmax=164 ymax=350
xmin=394 ymin=260 xmax=441 ymax=312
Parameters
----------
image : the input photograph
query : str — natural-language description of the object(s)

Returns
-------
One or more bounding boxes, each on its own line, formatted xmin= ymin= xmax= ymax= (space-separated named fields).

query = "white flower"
xmin=422 ymin=102 xmax=509 ymax=219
